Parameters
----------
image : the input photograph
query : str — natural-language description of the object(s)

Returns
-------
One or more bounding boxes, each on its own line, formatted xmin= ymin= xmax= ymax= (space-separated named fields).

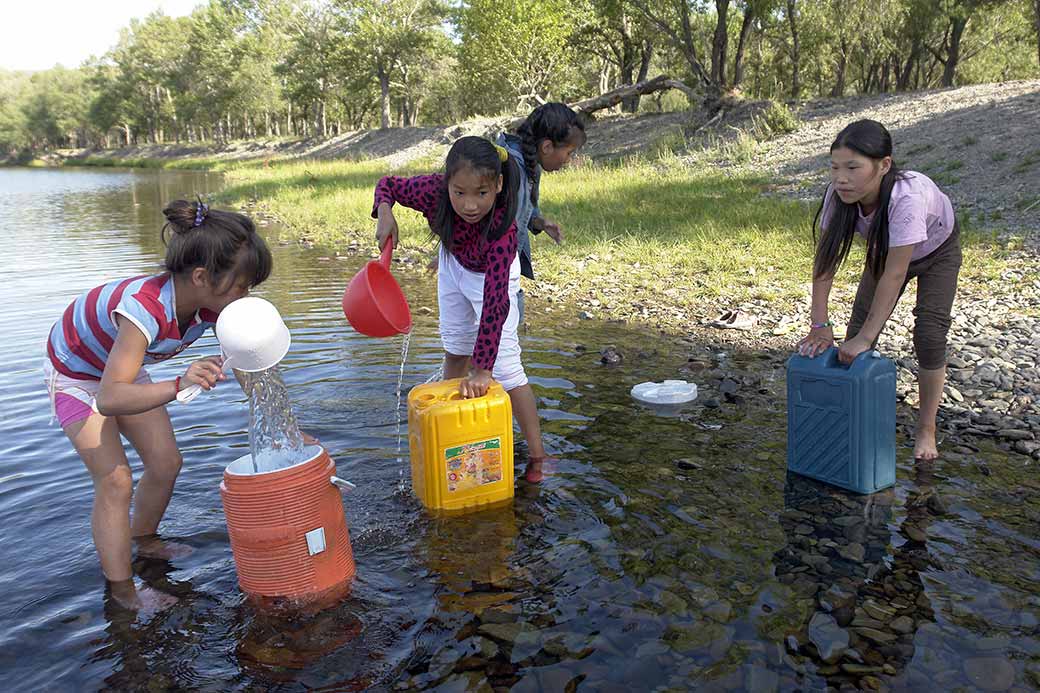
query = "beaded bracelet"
xmin=811 ymin=321 xmax=832 ymax=329
xmin=174 ymin=376 xmax=181 ymax=392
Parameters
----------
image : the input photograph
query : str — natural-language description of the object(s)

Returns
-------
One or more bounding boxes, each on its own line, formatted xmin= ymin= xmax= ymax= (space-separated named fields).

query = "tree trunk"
xmin=786 ymin=0 xmax=801 ymax=99
xmin=600 ymin=60 xmax=613 ymax=98
xmin=732 ymin=6 xmax=755 ymax=88
xmin=287 ymin=101 xmax=293 ymax=136
xmin=831 ymin=36 xmax=848 ymax=96
xmin=377 ymin=62 xmax=392 ymax=129
xmin=941 ymin=16 xmax=968 ymax=87
xmin=1034 ymin=0 xmax=1040 ymax=69
xmin=711 ymin=0 xmax=730 ymax=86
xmin=629 ymin=41 xmax=654 ymax=111
xmin=897 ymin=39 xmax=921 ymax=90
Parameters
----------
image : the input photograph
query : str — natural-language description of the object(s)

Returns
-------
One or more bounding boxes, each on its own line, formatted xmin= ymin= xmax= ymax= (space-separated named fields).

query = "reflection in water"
xmin=0 ymin=168 xmax=1038 ymax=690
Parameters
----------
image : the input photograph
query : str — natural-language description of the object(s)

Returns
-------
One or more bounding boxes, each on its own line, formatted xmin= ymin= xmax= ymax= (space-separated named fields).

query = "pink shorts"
xmin=44 ymin=360 xmax=152 ymax=428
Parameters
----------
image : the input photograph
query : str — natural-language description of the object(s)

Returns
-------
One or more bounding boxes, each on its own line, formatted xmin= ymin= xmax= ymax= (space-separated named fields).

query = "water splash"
xmin=395 ymin=332 xmax=412 ymax=492
xmin=241 ymin=366 xmax=307 ymax=473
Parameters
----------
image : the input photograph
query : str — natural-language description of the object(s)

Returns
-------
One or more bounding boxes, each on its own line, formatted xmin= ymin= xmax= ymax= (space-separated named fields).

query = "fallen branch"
xmin=504 ymin=75 xmax=696 ymax=129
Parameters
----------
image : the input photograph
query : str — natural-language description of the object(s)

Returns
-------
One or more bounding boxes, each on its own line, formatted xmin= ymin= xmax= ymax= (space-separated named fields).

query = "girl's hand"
xmin=375 ymin=205 xmax=399 ymax=250
xmin=459 ymin=369 xmax=493 ymax=399
xmin=838 ymin=335 xmax=872 ymax=365
xmin=182 ymin=356 xmax=225 ymax=392
xmin=301 ymin=431 xmax=320 ymax=446
xmin=543 ymin=220 xmax=563 ymax=244
xmin=797 ymin=326 xmax=834 ymax=357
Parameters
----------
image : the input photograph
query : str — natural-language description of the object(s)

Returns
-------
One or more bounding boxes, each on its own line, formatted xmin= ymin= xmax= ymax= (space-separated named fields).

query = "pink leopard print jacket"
xmin=373 ymin=174 xmax=518 ymax=371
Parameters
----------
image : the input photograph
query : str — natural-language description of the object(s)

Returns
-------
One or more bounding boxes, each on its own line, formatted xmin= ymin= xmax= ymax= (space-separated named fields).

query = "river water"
xmin=0 ymin=167 xmax=1036 ymax=691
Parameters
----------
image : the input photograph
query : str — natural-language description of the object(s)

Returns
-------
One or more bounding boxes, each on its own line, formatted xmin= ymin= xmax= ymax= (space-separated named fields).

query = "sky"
xmin=1 ymin=0 xmax=201 ymax=72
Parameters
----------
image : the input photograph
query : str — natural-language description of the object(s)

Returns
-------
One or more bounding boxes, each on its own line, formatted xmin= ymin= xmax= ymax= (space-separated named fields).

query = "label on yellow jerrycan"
xmin=408 ymin=378 xmax=514 ymax=513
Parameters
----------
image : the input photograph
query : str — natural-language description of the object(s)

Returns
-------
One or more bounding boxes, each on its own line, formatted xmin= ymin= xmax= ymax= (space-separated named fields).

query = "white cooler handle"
xmin=330 ymin=476 xmax=356 ymax=492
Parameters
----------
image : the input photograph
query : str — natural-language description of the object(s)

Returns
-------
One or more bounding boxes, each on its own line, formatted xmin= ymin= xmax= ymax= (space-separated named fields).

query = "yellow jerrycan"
xmin=408 ymin=378 xmax=514 ymax=513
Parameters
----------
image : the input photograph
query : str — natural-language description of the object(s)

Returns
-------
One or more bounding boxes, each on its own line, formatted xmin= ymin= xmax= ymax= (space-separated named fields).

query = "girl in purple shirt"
xmin=374 ymin=136 xmax=551 ymax=482
xmin=799 ymin=119 xmax=962 ymax=460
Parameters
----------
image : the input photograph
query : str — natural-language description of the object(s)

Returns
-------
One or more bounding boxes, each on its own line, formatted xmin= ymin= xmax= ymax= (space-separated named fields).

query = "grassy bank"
xmin=71 ymin=149 xmax=1020 ymax=329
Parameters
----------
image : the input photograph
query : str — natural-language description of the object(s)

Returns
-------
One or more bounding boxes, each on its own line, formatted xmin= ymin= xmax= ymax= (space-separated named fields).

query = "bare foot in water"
xmin=525 ymin=456 xmax=557 ymax=483
xmin=109 ymin=579 xmax=179 ymax=614
xmin=134 ymin=535 xmax=194 ymax=561
xmin=914 ymin=426 xmax=939 ymax=460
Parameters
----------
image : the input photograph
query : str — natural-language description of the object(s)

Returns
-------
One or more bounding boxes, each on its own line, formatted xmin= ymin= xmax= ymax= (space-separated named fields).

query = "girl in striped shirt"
xmin=45 ymin=200 xmax=273 ymax=611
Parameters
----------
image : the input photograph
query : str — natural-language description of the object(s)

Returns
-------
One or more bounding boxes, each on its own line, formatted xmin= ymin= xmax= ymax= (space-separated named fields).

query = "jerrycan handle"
xmin=824 ymin=346 xmax=881 ymax=370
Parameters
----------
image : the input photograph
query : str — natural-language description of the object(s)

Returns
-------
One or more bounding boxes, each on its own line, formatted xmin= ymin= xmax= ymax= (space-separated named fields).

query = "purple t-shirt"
xmin=821 ymin=171 xmax=955 ymax=262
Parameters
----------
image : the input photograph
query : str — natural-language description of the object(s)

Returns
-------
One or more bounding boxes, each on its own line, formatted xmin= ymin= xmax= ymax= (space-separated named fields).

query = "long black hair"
xmin=515 ymin=102 xmax=587 ymax=206
xmin=812 ymin=119 xmax=906 ymax=280
xmin=162 ymin=199 xmax=272 ymax=292
xmin=432 ymin=136 xmax=520 ymax=251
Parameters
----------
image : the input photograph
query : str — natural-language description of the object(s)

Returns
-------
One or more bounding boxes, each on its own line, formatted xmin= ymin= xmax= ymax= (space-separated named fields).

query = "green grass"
xmin=1013 ymin=149 xmax=1040 ymax=174
xmin=72 ymin=154 xmax=246 ymax=171
xmin=216 ymin=153 xmax=1009 ymax=309
xmin=990 ymin=151 xmax=1009 ymax=163
xmin=64 ymin=145 xmax=1017 ymax=322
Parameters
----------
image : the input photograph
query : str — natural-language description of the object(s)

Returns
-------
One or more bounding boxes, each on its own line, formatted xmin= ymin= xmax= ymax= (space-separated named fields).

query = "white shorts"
xmin=437 ymin=246 xmax=527 ymax=391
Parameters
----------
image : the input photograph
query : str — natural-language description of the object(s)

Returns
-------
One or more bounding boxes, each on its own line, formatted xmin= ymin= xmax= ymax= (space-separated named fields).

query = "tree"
xmin=1035 ymin=0 xmax=1040 ymax=66
xmin=336 ymin=0 xmax=448 ymax=129
xmin=926 ymin=0 xmax=1015 ymax=87
xmin=574 ymin=0 xmax=656 ymax=111
xmin=628 ymin=0 xmax=716 ymax=95
xmin=786 ymin=0 xmax=801 ymax=98
xmin=458 ymin=0 xmax=580 ymax=114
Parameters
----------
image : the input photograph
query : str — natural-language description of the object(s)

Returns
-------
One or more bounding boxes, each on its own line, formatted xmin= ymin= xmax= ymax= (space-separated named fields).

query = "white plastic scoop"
xmin=631 ymin=379 xmax=698 ymax=405
xmin=176 ymin=296 xmax=291 ymax=404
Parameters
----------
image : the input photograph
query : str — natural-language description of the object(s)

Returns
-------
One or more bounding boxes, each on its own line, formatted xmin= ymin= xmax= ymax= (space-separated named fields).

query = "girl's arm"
xmin=95 ymin=316 xmax=224 ymax=416
xmin=462 ymin=229 xmax=518 ymax=396
xmin=839 ymin=245 xmax=913 ymax=363
xmin=798 ymin=274 xmax=836 ymax=357
xmin=372 ymin=174 xmax=443 ymax=219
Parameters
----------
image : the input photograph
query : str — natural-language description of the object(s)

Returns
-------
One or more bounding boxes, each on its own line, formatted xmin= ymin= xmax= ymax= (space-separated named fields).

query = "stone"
xmin=704 ymin=601 xmax=733 ymax=623
xmin=964 ymin=657 xmax=1016 ymax=691
xmin=861 ymin=601 xmax=896 ymax=622
xmin=819 ymin=585 xmax=855 ymax=613
xmin=853 ymin=627 xmax=897 ymax=644
xmin=838 ymin=543 xmax=865 ymax=563
xmin=809 ymin=612 xmax=849 ymax=664
xmin=478 ymin=621 xmax=534 ymax=643
xmin=746 ymin=665 xmax=780 ymax=692
xmin=890 ymin=616 xmax=914 ymax=634
xmin=904 ymin=524 xmax=927 ymax=542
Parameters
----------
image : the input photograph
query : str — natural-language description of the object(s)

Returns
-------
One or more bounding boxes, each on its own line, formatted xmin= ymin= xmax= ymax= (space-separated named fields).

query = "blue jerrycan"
xmin=786 ymin=347 xmax=896 ymax=494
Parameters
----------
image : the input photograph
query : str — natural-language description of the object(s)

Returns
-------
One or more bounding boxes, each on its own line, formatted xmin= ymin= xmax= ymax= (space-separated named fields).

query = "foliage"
xmin=1 ymin=0 xmax=1036 ymax=155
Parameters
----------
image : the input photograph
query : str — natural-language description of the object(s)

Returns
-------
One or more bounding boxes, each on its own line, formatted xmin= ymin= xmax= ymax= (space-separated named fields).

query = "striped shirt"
xmin=47 ymin=273 xmax=218 ymax=380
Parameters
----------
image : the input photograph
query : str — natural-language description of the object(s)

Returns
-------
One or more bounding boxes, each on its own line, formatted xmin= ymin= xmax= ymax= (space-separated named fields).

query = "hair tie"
xmin=193 ymin=197 xmax=209 ymax=228
xmin=493 ymin=144 xmax=508 ymax=163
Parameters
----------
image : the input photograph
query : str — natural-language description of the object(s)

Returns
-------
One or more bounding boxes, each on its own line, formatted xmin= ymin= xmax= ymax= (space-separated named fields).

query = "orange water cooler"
xmin=221 ymin=445 xmax=356 ymax=605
